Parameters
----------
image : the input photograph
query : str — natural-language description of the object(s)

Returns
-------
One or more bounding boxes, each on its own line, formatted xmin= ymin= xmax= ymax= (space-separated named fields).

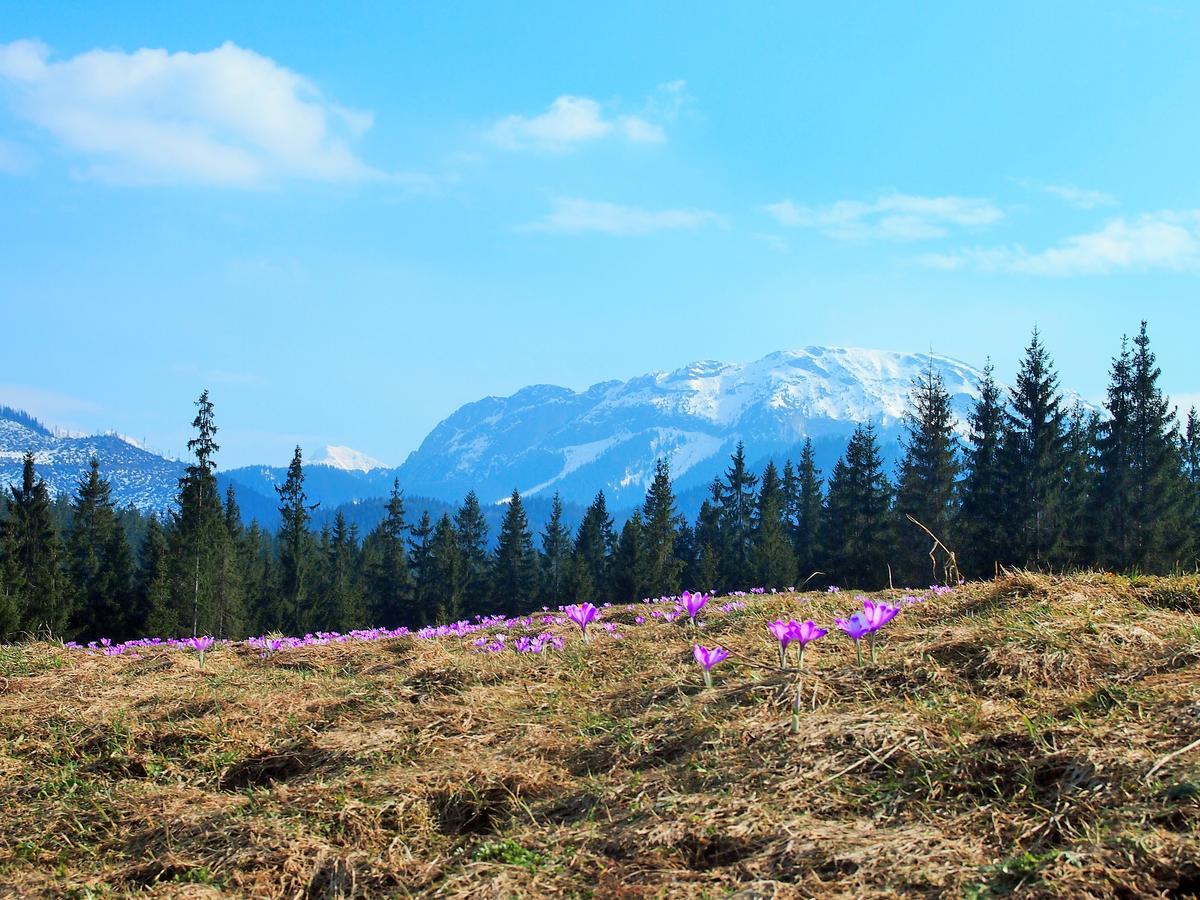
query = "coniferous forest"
xmin=3 ymin=322 xmax=1198 ymax=643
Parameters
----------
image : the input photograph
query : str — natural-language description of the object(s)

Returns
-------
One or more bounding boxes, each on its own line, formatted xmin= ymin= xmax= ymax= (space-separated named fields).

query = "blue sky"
xmin=2 ymin=2 xmax=1199 ymax=467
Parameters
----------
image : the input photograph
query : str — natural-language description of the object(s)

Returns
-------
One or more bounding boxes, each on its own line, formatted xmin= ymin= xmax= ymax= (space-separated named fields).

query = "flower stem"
xmin=703 ymin=669 xmax=713 ymax=690
xmin=797 ymin=645 xmax=806 ymax=672
xmin=869 ymin=633 xmax=877 ymax=664
xmin=855 ymin=641 xmax=863 ymax=667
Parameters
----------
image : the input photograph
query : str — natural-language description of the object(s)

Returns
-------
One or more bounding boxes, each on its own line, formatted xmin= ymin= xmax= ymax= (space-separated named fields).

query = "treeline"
xmin=2 ymin=323 xmax=1199 ymax=642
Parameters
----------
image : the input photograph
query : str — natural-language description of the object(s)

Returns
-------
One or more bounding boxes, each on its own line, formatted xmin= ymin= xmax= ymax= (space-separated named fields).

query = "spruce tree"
xmin=408 ymin=510 xmax=436 ymax=624
xmin=276 ymin=445 xmax=316 ymax=632
xmin=213 ymin=484 xmax=246 ymax=638
xmin=324 ymin=511 xmax=365 ymax=630
xmin=454 ymin=490 xmax=490 ymax=614
xmin=822 ymin=424 xmax=893 ymax=589
xmin=491 ymin=490 xmax=537 ymax=615
xmin=569 ymin=491 xmax=614 ymax=603
xmin=997 ymin=330 xmax=1070 ymax=566
xmin=641 ymin=459 xmax=684 ymax=597
xmin=428 ymin=513 xmax=466 ymax=622
xmin=67 ymin=457 xmax=134 ymax=640
xmin=538 ymin=493 xmax=572 ymax=605
xmin=170 ymin=390 xmax=226 ymax=636
xmin=690 ymin=490 xmax=724 ymax=593
xmin=613 ymin=511 xmax=649 ymax=602
xmin=364 ymin=480 xmax=413 ymax=627
xmin=134 ymin=515 xmax=176 ymax=637
xmin=717 ymin=442 xmax=759 ymax=588
xmin=1184 ymin=408 xmax=1200 ymax=564
xmin=1061 ymin=405 xmax=1100 ymax=567
xmin=792 ymin=440 xmax=824 ymax=585
xmin=3 ymin=452 xmax=67 ymax=637
xmin=752 ymin=460 xmax=797 ymax=589
xmin=959 ymin=361 xmax=1007 ymax=577
xmin=894 ymin=362 xmax=962 ymax=585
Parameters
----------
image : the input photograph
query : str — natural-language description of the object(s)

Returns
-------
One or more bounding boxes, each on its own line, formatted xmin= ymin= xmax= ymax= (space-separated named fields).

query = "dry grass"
xmin=1 ymin=572 xmax=1198 ymax=898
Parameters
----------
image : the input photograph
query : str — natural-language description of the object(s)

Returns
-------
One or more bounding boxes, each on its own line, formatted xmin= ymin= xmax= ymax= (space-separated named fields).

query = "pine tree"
xmin=641 ymin=459 xmax=684 ymax=597
xmin=241 ymin=521 xmax=277 ymax=635
xmin=454 ymin=490 xmax=490 ymax=615
xmin=538 ymin=493 xmax=572 ymax=605
xmin=1184 ymin=408 xmax=1200 ymax=564
xmin=997 ymin=330 xmax=1070 ymax=566
xmin=134 ymin=515 xmax=176 ymax=638
xmin=491 ymin=490 xmax=537 ymax=615
xmin=67 ymin=457 xmax=134 ymax=640
xmin=791 ymin=440 xmax=824 ymax=585
xmin=894 ymin=362 xmax=962 ymax=585
xmin=959 ymin=361 xmax=1007 ymax=577
xmin=569 ymin=491 xmax=614 ymax=603
xmin=3 ymin=452 xmax=67 ymax=637
xmin=276 ymin=445 xmax=316 ymax=632
xmin=428 ymin=513 xmax=465 ymax=622
xmin=717 ymin=442 xmax=759 ymax=588
xmin=364 ymin=480 xmax=413 ymax=627
xmin=752 ymin=460 xmax=797 ymax=589
xmin=407 ymin=510 xmax=436 ymax=624
xmin=822 ymin=424 xmax=893 ymax=589
xmin=324 ymin=511 xmax=365 ymax=630
xmin=1061 ymin=405 xmax=1100 ymax=566
xmin=212 ymin=484 xmax=246 ymax=638
xmin=690 ymin=488 xmax=724 ymax=593
xmin=613 ymin=511 xmax=649 ymax=602
xmin=170 ymin=390 xmax=226 ymax=636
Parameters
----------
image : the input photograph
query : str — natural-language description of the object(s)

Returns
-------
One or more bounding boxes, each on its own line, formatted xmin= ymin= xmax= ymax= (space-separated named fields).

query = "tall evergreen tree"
xmin=454 ymin=490 xmax=490 ymax=614
xmin=213 ymin=484 xmax=246 ymax=638
xmin=569 ymin=491 xmax=614 ymax=603
xmin=1184 ymin=407 xmax=1200 ymax=564
xmin=491 ymin=490 xmax=537 ymax=615
xmin=997 ymin=330 xmax=1070 ymax=566
xmin=822 ymin=424 xmax=893 ymax=589
xmin=717 ymin=441 xmax=759 ymax=588
xmin=364 ymin=480 xmax=413 ymax=627
xmin=322 ymin=511 xmax=365 ymax=630
xmin=66 ymin=458 xmax=134 ymax=640
xmin=1061 ymin=405 xmax=1101 ymax=566
xmin=689 ymin=484 xmax=725 ymax=592
xmin=894 ymin=362 xmax=962 ymax=584
xmin=752 ymin=460 xmax=797 ymax=589
xmin=791 ymin=441 xmax=824 ymax=584
xmin=613 ymin=510 xmax=649 ymax=602
xmin=3 ymin=452 xmax=67 ymax=637
xmin=407 ymin=510 xmax=436 ymax=624
xmin=641 ymin=459 xmax=684 ymax=597
xmin=170 ymin=390 xmax=226 ymax=636
xmin=275 ymin=445 xmax=316 ymax=632
xmin=134 ymin=515 xmax=176 ymax=638
xmin=428 ymin=513 xmax=466 ymax=622
xmin=538 ymin=493 xmax=572 ymax=605
xmin=959 ymin=361 xmax=1007 ymax=577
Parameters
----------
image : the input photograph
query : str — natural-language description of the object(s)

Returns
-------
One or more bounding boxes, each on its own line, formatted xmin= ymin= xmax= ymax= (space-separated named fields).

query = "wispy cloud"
xmin=918 ymin=210 xmax=1200 ymax=275
xmin=521 ymin=197 xmax=725 ymax=236
xmin=1015 ymin=178 xmax=1118 ymax=210
xmin=0 ymin=39 xmax=404 ymax=186
xmin=487 ymin=81 xmax=688 ymax=152
xmin=0 ymin=384 xmax=102 ymax=424
xmin=764 ymin=193 xmax=1002 ymax=241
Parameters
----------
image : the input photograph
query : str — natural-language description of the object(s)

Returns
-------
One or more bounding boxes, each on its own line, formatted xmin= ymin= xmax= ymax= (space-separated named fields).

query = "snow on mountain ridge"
xmin=314 ymin=445 xmax=387 ymax=473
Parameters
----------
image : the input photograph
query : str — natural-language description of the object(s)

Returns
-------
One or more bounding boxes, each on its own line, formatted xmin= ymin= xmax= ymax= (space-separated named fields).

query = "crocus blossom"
xmin=787 ymin=619 xmax=827 ymax=669
xmin=564 ymin=602 xmax=600 ymax=641
xmin=185 ymin=635 xmax=215 ymax=668
xmin=835 ymin=612 xmax=872 ymax=665
xmin=768 ymin=619 xmax=795 ymax=668
xmin=693 ymin=644 xmax=729 ymax=689
xmin=680 ymin=590 xmax=709 ymax=626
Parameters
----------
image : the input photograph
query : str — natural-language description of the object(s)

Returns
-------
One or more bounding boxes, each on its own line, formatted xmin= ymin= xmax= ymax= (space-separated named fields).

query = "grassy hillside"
xmin=1 ymin=573 xmax=1198 ymax=897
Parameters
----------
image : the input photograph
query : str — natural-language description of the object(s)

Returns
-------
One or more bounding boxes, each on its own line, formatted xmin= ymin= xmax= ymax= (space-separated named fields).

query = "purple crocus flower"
xmin=680 ymin=590 xmax=709 ymax=626
xmin=835 ymin=612 xmax=873 ymax=665
xmin=564 ymin=602 xmax=600 ymax=642
xmin=860 ymin=598 xmax=900 ymax=663
xmin=787 ymin=619 xmax=827 ymax=670
xmin=692 ymin=644 xmax=729 ymax=689
xmin=185 ymin=635 xmax=216 ymax=668
xmin=767 ymin=619 xmax=794 ymax=669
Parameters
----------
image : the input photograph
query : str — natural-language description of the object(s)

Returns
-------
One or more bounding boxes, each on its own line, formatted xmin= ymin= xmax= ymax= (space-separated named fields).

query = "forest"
xmin=2 ymin=322 xmax=1198 ymax=643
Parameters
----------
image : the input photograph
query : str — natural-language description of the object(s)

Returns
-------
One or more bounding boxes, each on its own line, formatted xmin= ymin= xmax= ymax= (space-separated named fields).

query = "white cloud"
xmin=0 ymin=39 xmax=386 ymax=186
xmin=764 ymin=193 xmax=1003 ymax=241
xmin=521 ymin=197 xmax=725 ymax=236
xmin=1041 ymin=183 xmax=1118 ymax=210
xmin=488 ymin=83 xmax=685 ymax=152
xmin=919 ymin=211 xmax=1200 ymax=276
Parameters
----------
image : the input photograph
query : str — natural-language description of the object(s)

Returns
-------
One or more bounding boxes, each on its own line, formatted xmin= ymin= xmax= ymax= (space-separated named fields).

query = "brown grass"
xmin=1 ymin=572 xmax=1198 ymax=897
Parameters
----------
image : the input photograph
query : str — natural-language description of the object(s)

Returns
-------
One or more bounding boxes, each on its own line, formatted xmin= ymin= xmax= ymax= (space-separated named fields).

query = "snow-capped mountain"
xmin=0 ymin=409 xmax=185 ymax=514
xmin=394 ymin=346 xmax=990 ymax=508
xmin=314 ymin=445 xmax=387 ymax=473
xmin=3 ymin=346 xmax=1041 ymax=522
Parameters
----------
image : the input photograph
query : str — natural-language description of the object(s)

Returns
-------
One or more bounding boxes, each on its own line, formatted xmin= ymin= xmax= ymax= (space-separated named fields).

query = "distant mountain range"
xmin=2 ymin=347 xmax=1013 ymax=528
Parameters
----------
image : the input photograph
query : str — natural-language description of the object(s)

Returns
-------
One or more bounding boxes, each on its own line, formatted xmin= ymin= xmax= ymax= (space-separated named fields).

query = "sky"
xmin=2 ymin=1 xmax=1199 ymax=468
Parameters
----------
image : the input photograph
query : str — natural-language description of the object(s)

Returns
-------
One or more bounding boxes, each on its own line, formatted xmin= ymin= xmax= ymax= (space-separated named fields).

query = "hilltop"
xmin=0 ymin=572 xmax=1197 ymax=897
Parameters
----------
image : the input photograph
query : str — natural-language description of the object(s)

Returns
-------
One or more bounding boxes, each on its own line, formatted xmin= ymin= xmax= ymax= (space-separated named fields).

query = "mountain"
xmin=4 ymin=346 xmax=1068 ymax=526
xmin=393 ymin=346 xmax=990 ymax=509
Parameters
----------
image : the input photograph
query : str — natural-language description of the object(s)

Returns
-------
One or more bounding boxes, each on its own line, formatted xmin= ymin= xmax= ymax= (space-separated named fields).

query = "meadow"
xmin=1 ymin=572 xmax=1198 ymax=897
